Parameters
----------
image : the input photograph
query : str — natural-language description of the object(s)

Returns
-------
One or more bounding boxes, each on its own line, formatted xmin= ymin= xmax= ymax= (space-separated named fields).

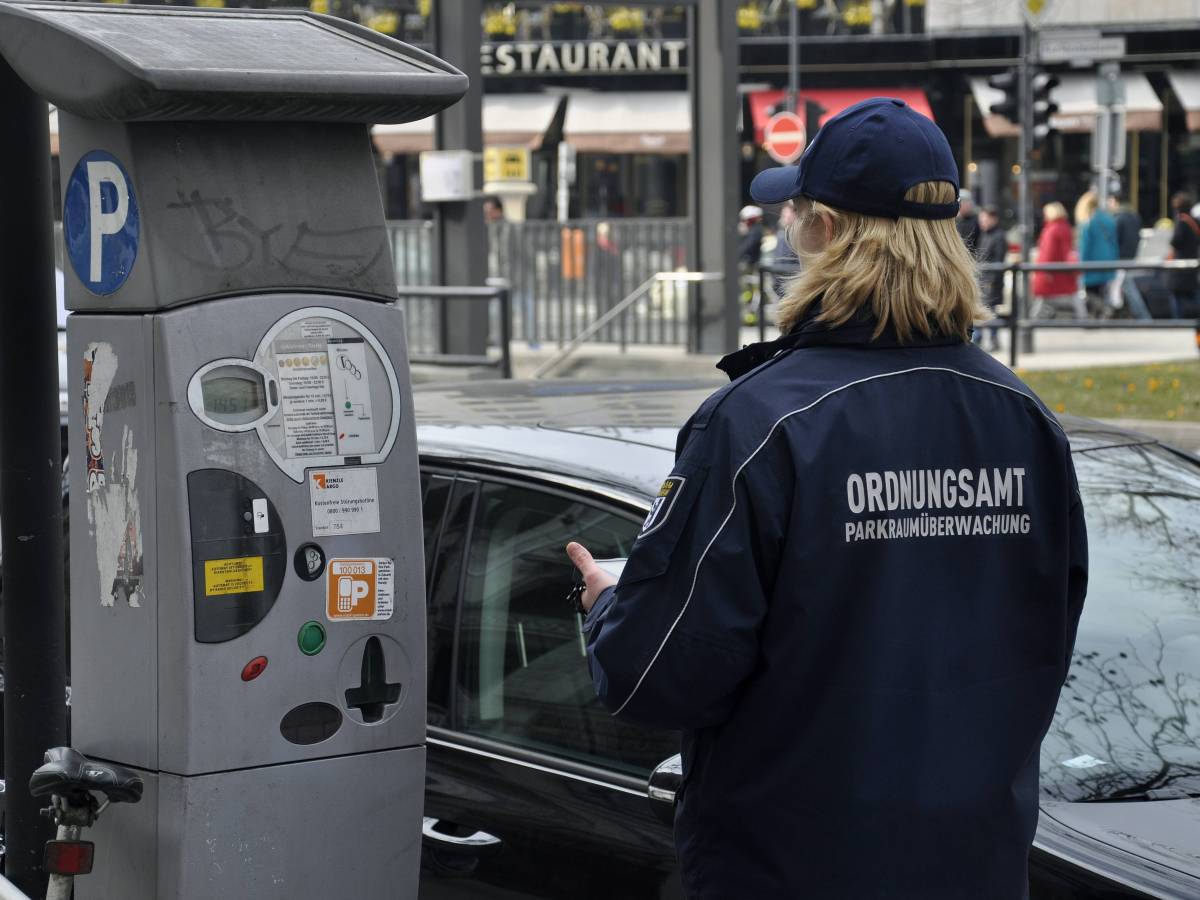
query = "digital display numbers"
xmin=200 ymin=369 xmax=267 ymax=425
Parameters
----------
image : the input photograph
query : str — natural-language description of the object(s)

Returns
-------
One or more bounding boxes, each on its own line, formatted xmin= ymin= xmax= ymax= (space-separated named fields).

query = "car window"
xmin=456 ymin=479 xmax=678 ymax=776
xmin=426 ymin=476 xmax=478 ymax=729
xmin=422 ymin=473 xmax=453 ymax=587
xmin=1042 ymin=443 xmax=1200 ymax=802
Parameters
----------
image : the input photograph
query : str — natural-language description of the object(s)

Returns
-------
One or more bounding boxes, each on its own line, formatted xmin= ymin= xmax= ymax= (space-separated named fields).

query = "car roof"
xmin=414 ymin=379 xmax=1160 ymax=503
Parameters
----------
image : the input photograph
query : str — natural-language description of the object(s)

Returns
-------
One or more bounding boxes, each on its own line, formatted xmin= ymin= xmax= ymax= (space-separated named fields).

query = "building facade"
xmin=71 ymin=1 xmax=1198 ymax=229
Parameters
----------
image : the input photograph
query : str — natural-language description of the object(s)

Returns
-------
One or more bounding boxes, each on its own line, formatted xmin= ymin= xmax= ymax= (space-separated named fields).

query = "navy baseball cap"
xmin=750 ymin=97 xmax=960 ymax=220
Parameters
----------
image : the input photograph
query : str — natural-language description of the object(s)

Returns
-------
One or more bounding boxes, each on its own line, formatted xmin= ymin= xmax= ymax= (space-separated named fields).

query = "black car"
xmin=414 ymin=379 xmax=1200 ymax=900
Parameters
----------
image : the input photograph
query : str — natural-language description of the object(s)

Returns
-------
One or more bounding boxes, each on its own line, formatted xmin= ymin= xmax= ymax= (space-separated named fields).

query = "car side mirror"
xmin=647 ymin=753 xmax=682 ymax=826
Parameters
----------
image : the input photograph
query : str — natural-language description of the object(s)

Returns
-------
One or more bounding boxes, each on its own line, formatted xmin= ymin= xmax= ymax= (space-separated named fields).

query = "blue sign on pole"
xmin=63 ymin=150 xmax=140 ymax=295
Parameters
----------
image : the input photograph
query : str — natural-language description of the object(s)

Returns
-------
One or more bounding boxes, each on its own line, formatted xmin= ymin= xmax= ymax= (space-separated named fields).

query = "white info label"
xmin=309 ymin=466 xmax=381 ymax=537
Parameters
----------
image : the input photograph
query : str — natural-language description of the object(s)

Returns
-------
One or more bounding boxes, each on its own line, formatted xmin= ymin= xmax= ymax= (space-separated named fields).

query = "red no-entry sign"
xmin=763 ymin=111 xmax=806 ymax=164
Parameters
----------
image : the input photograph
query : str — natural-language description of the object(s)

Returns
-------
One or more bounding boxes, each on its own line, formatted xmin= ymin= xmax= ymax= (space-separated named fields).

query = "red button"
xmin=241 ymin=656 xmax=268 ymax=682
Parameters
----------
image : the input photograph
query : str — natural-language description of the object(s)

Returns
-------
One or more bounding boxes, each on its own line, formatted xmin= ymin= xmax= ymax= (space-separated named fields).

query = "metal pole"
xmin=1009 ymin=264 xmax=1021 ymax=368
xmin=0 ymin=57 xmax=68 ymax=898
xmin=432 ymin=0 xmax=488 ymax=358
xmin=498 ymin=286 xmax=513 ymax=379
xmin=689 ymin=0 xmax=741 ymax=355
xmin=787 ymin=0 xmax=798 ymax=112
xmin=758 ymin=267 xmax=768 ymax=343
xmin=1018 ymin=22 xmax=1035 ymax=356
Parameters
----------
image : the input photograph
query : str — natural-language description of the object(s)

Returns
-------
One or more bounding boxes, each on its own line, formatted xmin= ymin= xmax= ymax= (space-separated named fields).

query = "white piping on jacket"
xmin=610 ymin=365 xmax=1064 ymax=717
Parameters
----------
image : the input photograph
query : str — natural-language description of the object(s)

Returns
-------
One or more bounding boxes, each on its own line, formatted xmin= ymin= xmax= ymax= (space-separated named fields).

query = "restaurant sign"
xmin=482 ymin=40 xmax=687 ymax=77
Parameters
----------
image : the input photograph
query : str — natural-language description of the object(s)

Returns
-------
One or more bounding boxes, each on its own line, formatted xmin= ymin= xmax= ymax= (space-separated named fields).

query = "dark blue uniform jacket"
xmin=584 ymin=312 xmax=1088 ymax=900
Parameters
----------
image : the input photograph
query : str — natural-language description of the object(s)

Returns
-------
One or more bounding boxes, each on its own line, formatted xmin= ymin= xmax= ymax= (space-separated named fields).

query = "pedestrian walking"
xmin=737 ymin=204 xmax=765 ymax=267
xmin=974 ymin=204 xmax=1007 ymax=351
xmin=1106 ymin=191 xmax=1151 ymax=319
xmin=567 ymin=97 xmax=1087 ymax=900
xmin=1167 ymin=192 xmax=1200 ymax=316
xmin=1075 ymin=190 xmax=1119 ymax=317
xmin=738 ymin=205 xmax=766 ymax=325
xmin=1030 ymin=202 xmax=1084 ymax=319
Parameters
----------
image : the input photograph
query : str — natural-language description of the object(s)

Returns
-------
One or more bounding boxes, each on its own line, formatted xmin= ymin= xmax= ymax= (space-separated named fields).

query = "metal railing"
xmin=389 ymin=219 xmax=435 ymax=287
xmin=754 ymin=259 xmax=1198 ymax=367
xmin=979 ymin=259 xmax=1200 ymax=367
xmin=396 ymin=284 xmax=512 ymax=379
xmin=386 ymin=218 xmax=694 ymax=347
xmin=532 ymin=271 xmax=720 ymax=380
xmin=757 ymin=262 xmax=800 ymax=343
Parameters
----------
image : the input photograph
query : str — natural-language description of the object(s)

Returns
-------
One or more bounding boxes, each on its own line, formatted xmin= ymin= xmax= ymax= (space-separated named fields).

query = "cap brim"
xmin=749 ymin=165 xmax=802 ymax=205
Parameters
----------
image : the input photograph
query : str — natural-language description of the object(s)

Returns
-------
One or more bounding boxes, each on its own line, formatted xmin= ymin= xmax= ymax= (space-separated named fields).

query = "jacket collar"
xmin=716 ymin=304 xmax=966 ymax=381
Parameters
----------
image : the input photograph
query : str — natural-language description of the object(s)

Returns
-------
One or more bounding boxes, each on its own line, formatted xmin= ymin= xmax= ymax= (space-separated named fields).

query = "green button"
xmin=298 ymin=621 xmax=326 ymax=656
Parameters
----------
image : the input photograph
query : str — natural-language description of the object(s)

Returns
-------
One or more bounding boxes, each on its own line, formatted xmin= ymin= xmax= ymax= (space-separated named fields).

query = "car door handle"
xmin=422 ymin=816 xmax=503 ymax=850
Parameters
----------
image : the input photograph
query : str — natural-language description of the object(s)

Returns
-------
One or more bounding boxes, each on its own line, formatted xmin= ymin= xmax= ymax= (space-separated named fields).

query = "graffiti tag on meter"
xmin=326 ymin=558 xmax=394 ymax=621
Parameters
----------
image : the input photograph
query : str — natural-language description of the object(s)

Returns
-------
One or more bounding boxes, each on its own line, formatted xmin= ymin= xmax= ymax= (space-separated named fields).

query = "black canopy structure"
xmin=0 ymin=2 xmax=466 ymax=123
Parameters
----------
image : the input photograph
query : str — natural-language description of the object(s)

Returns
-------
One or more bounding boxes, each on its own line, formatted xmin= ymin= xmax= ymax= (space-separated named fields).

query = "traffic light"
xmin=987 ymin=70 xmax=1020 ymax=122
xmin=1031 ymin=71 xmax=1060 ymax=146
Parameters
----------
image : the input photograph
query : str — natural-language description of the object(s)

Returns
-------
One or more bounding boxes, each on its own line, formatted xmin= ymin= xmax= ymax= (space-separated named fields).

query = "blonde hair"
xmin=778 ymin=181 xmax=984 ymax=341
xmin=1074 ymin=191 xmax=1098 ymax=225
xmin=1043 ymin=202 xmax=1068 ymax=222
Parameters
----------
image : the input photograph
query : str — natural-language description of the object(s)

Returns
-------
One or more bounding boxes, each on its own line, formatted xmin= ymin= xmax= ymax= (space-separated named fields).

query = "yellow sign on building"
xmin=484 ymin=147 xmax=532 ymax=183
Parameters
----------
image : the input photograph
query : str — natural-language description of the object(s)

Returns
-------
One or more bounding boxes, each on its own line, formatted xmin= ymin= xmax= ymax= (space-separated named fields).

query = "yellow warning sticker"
xmin=204 ymin=556 xmax=265 ymax=597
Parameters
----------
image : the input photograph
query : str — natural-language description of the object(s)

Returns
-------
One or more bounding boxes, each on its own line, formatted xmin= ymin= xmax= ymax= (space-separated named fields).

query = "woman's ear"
xmin=822 ymin=212 xmax=834 ymax=245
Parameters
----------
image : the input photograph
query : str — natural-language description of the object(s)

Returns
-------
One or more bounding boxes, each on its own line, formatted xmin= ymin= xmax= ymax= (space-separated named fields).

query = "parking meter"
xmin=0 ymin=4 xmax=466 ymax=897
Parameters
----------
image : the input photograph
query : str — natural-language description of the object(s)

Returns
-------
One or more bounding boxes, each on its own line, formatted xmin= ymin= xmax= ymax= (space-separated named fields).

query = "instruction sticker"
xmin=326 ymin=558 xmax=394 ymax=621
xmin=309 ymin=467 xmax=381 ymax=536
xmin=327 ymin=339 xmax=376 ymax=456
xmin=204 ymin=556 xmax=265 ymax=597
xmin=300 ymin=320 xmax=334 ymax=341
xmin=275 ymin=351 xmax=336 ymax=457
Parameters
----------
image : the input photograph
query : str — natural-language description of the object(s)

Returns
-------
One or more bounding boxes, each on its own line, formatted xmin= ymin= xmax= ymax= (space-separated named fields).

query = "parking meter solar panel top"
xmin=0 ymin=2 xmax=467 ymax=123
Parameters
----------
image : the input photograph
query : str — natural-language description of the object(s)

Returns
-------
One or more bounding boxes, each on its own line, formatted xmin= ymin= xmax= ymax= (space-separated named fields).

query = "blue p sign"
xmin=64 ymin=150 xmax=140 ymax=295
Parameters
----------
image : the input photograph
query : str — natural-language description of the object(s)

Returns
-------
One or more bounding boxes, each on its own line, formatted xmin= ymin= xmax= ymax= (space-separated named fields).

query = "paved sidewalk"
xmin=485 ymin=326 xmax=1197 ymax=382
xmin=414 ymin=333 xmax=1200 ymax=447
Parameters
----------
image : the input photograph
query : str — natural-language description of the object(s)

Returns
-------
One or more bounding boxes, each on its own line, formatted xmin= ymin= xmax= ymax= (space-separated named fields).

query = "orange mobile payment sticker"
xmin=326 ymin=558 xmax=395 ymax=621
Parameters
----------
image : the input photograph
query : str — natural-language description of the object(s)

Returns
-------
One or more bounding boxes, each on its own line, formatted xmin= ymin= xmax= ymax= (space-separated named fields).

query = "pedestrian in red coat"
xmin=1031 ymin=202 xmax=1084 ymax=318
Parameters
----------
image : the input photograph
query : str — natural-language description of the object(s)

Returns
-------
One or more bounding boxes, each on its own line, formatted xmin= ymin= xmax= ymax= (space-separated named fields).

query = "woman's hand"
xmin=565 ymin=542 xmax=618 ymax=613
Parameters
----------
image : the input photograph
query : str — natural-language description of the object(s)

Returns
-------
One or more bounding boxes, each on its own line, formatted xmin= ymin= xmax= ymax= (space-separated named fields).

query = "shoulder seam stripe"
xmin=610 ymin=365 xmax=1063 ymax=717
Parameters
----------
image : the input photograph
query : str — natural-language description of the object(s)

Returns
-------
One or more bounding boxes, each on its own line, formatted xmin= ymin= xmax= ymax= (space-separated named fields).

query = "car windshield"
xmin=1041 ymin=441 xmax=1200 ymax=803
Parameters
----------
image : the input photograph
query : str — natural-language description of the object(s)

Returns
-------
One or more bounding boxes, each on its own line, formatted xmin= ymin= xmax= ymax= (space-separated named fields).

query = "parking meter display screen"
xmin=200 ymin=367 xmax=267 ymax=426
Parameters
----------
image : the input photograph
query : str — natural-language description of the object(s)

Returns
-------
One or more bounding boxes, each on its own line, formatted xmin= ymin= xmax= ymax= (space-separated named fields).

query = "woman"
xmin=1167 ymin=191 xmax=1200 ymax=316
xmin=568 ymin=98 xmax=1087 ymax=900
xmin=1075 ymin=190 xmax=1119 ymax=317
xmin=1031 ymin=201 xmax=1083 ymax=318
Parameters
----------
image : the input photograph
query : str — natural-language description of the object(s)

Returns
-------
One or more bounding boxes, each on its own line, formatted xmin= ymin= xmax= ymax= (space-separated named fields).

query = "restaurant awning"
xmin=1168 ymin=71 xmax=1200 ymax=132
xmin=747 ymin=88 xmax=934 ymax=144
xmin=372 ymin=92 xmax=565 ymax=155
xmin=970 ymin=73 xmax=1163 ymax=138
xmin=562 ymin=91 xmax=690 ymax=154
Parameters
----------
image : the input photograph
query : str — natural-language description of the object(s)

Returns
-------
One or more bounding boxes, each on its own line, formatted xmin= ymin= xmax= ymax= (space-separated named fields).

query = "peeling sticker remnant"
xmin=82 ymin=343 xmax=117 ymax=493
xmin=84 ymin=344 xmax=144 ymax=609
